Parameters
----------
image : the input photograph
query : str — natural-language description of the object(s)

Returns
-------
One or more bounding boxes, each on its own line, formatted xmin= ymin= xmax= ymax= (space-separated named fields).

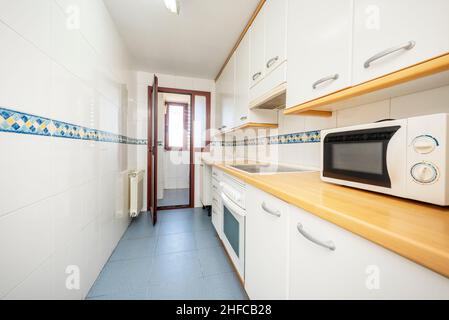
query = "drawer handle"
xmin=312 ymin=74 xmax=339 ymax=89
xmin=261 ymin=202 xmax=281 ymax=217
xmin=297 ymin=223 xmax=336 ymax=251
xmin=266 ymin=56 xmax=279 ymax=69
xmin=252 ymin=72 xmax=262 ymax=81
xmin=364 ymin=41 xmax=416 ymax=68
xmin=240 ymin=116 xmax=248 ymax=121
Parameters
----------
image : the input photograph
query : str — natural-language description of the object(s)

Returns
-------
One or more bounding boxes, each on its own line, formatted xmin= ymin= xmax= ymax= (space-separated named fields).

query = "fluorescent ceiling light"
xmin=164 ymin=0 xmax=180 ymax=15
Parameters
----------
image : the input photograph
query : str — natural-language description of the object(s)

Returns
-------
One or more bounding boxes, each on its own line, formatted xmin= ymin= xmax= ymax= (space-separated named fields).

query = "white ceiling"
xmin=104 ymin=0 xmax=260 ymax=79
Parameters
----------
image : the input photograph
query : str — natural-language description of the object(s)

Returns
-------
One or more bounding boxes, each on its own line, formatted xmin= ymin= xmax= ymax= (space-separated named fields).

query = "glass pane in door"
xmin=223 ymin=206 xmax=240 ymax=257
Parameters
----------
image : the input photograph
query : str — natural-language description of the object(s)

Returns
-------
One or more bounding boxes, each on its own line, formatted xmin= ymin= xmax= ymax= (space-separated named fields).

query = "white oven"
xmin=220 ymin=174 xmax=246 ymax=279
xmin=321 ymin=113 xmax=449 ymax=206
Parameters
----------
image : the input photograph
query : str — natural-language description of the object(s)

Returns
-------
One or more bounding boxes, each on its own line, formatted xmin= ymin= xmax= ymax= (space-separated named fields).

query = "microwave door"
xmin=323 ymin=126 xmax=401 ymax=188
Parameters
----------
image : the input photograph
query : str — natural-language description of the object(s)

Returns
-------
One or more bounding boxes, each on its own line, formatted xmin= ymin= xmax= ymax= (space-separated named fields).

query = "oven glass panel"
xmin=332 ymin=142 xmax=383 ymax=174
xmin=223 ymin=206 xmax=239 ymax=257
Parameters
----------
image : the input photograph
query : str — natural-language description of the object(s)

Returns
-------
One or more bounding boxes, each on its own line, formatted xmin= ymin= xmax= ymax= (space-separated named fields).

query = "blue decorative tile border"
xmin=212 ymin=130 xmax=321 ymax=147
xmin=0 ymin=107 xmax=147 ymax=145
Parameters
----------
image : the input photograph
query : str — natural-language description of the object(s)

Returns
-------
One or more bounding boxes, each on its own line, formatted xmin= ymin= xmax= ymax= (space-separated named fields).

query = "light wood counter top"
xmin=213 ymin=163 xmax=449 ymax=278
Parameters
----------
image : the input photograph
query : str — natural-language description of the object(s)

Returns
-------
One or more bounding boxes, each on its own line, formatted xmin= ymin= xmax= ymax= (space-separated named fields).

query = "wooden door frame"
xmin=147 ymin=85 xmax=211 ymax=211
xmin=147 ymin=80 xmax=158 ymax=224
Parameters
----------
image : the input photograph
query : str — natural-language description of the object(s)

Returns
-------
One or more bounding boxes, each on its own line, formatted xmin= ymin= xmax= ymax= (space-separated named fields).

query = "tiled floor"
xmin=158 ymin=188 xmax=190 ymax=207
xmin=86 ymin=208 xmax=247 ymax=300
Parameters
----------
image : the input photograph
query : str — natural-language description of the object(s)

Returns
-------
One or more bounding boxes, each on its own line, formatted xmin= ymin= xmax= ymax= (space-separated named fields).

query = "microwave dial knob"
xmin=411 ymin=162 xmax=438 ymax=184
xmin=412 ymin=135 xmax=437 ymax=154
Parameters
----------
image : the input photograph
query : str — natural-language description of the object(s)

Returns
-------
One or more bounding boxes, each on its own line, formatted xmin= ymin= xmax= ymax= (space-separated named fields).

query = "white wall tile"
xmin=0 ymin=0 xmax=134 ymax=299
xmin=0 ymin=22 xmax=52 ymax=117
xmin=0 ymin=134 xmax=54 ymax=217
xmin=3 ymin=256 xmax=54 ymax=300
xmin=390 ymin=85 xmax=449 ymax=119
xmin=0 ymin=198 xmax=54 ymax=298
xmin=337 ymin=100 xmax=391 ymax=127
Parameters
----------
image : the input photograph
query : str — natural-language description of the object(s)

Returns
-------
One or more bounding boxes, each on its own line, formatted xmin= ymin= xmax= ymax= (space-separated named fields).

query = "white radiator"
xmin=129 ymin=170 xmax=144 ymax=218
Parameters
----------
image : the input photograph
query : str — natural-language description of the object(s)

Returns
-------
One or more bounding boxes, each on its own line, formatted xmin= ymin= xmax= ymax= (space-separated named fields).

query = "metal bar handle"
xmin=261 ymin=202 xmax=281 ymax=217
xmin=297 ymin=223 xmax=336 ymax=251
xmin=364 ymin=41 xmax=416 ymax=68
xmin=252 ymin=72 xmax=262 ymax=81
xmin=312 ymin=74 xmax=339 ymax=89
xmin=266 ymin=56 xmax=279 ymax=69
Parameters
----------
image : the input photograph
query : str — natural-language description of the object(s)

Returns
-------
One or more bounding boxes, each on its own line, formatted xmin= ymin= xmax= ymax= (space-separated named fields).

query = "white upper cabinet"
xmin=250 ymin=6 xmax=266 ymax=88
xmin=245 ymin=186 xmax=290 ymax=300
xmin=353 ymin=0 xmax=449 ymax=85
xmin=249 ymin=0 xmax=288 ymax=106
xmin=235 ymin=33 xmax=251 ymax=127
xmin=286 ymin=0 xmax=353 ymax=108
xmin=219 ymin=53 xmax=236 ymax=131
xmin=264 ymin=0 xmax=288 ymax=74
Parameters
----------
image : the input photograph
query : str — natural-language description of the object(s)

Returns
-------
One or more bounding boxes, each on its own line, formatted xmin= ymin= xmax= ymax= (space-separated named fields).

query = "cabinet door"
xmin=289 ymin=206 xmax=449 ymax=299
xmin=286 ymin=0 xmax=353 ymax=108
xmin=245 ymin=186 xmax=289 ymax=300
xmin=235 ymin=33 xmax=250 ymax=127
xmin=215 ymin=76 xmax=223 ymax=130
xmin=220 ymin=54 xmax=236 ymax=131
xmin=353 ymin=0 xmax=449 ymax=85
xmin=264 ymin=0 xmax=287 ymax=74
xmin=250 ymin=7 xmax=265 ymax=88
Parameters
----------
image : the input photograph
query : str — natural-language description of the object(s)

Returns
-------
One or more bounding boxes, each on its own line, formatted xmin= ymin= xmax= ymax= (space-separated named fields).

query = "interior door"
xmin=148 ymin=75 xmax=159 ymax=225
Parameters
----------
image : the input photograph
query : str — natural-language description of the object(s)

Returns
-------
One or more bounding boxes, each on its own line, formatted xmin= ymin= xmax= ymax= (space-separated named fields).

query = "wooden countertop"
xmin=213 ymin=163 xmax=449 ymax=278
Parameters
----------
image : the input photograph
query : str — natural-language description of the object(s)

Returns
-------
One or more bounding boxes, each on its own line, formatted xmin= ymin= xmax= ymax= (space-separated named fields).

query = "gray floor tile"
xmin=158 ymin=188 xmax=190 ymax=207
xmin=123 ymin=213 xmax=159 ymax=239
xmin=87 ymin=208 xmax=246 ymax=300
xmin=159 ymin=219 xmax=195 ymax=235
xmin=109 ymin=237 xmax=157 ymax=261
xmin=150 ymin=251 xmax=203 ymax=285
xmin=197 ymin=247 xmax=234 ymax=276
xmin=148 ymin=278 xmax=206 ymax=300
xmin=194 ymin=230 xmax=221 ymax=250
xmin=201 ymin=273 xmax=248 ymax=300
xmin=155 ymin=232 xmax=196 ymax=255
xmin=87 ymin=258 xmax=152 ymax=298
xmin=86 ymin=287 xmax=151 ymax=300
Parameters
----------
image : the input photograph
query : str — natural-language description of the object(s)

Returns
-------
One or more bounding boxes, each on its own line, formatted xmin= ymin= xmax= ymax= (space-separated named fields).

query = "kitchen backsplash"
xmin=212 ymin=84 xmax=449 ymax=169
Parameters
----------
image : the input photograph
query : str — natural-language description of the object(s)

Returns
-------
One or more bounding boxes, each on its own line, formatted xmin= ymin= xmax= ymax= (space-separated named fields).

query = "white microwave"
xmin=321 ymin=113 xmax=449 ymax=206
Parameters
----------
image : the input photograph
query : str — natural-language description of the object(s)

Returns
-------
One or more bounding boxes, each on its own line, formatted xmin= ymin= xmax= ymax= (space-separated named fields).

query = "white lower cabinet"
xmin=245 ymin=186 xmax=289 ymax=300
xmin=288 ymin=205 xmax=449 ymax=299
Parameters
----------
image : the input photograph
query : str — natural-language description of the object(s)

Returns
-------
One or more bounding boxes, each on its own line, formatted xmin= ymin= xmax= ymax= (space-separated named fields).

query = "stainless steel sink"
xmin=229 ymin=164 xmax=311 ymax=174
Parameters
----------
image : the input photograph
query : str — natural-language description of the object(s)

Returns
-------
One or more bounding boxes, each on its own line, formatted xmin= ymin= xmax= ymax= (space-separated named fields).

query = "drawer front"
xmin=211 ymin=192 xmax=222 ymax=238
xmin=212 ymin=168 xmax=222 ymax=180
xmin=212 ymin=177 xmax=220 ymax=194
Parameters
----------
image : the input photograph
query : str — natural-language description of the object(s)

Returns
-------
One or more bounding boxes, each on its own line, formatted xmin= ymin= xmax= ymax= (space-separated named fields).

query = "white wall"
xmin=135 ymin=71 xmax=216 ymax=208
xmin=0 ymin=0 xmax=137 ymax=299
xmin=215 ymin=85 xmax=449 ymax=168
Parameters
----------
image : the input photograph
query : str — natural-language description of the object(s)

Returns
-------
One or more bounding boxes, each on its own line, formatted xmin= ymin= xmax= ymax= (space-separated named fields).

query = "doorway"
xmin=148 ymin=83 xmax=211 ymax=220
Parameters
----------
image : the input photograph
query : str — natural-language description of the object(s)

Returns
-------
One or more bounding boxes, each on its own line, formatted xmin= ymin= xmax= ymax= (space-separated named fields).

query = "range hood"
xmin=249 ymin=83 xmax=287 ymax=110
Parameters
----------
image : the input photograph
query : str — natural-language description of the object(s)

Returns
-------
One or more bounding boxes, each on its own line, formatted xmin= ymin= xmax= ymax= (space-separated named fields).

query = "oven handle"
xmin=221 ymin=192 xmax=246 ymax=217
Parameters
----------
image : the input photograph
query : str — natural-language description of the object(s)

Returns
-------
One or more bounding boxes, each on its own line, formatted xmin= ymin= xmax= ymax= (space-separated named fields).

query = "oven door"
xmin=323 ymin=126 xmax=401 ymax=188
xmin=221 ymin=192 xmax=246 ymax=278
